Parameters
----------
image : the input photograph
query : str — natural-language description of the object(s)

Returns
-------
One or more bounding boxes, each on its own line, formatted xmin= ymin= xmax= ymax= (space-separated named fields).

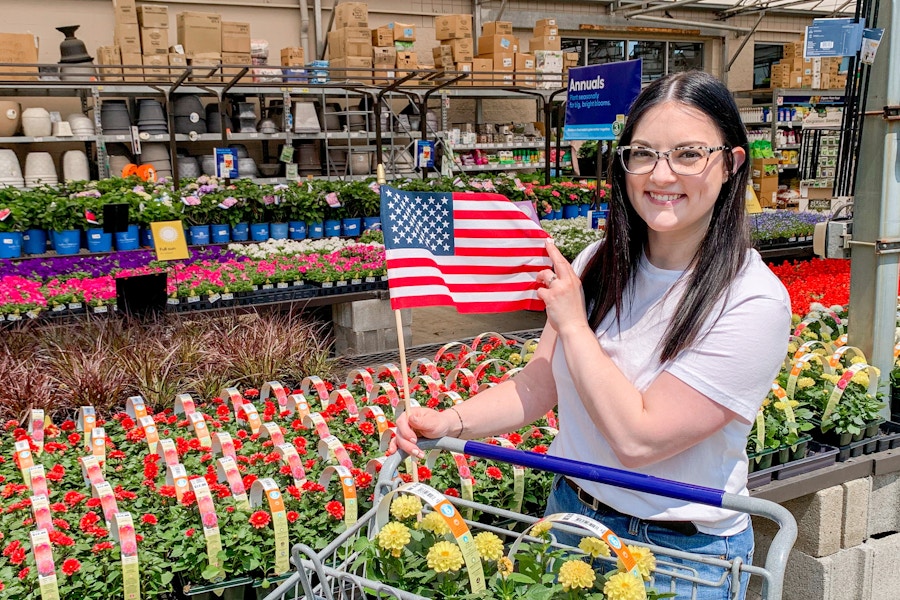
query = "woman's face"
xmin=624 ymin=101 xmax=744 ymax=246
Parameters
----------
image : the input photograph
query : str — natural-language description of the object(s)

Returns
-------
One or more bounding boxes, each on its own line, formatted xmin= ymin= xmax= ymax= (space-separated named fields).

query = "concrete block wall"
xmin=332 ymin=298 xmax=412 ymax=355
xmin=749 ymin=475 xmax=900 ymax=600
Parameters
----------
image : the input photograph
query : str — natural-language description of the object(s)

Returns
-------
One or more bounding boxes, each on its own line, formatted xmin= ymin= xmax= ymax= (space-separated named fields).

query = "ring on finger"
xmin=547 ymin=274 xmax=557 ymax=286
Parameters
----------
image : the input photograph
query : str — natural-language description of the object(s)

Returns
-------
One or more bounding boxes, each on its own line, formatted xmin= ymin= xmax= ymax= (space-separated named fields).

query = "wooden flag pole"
xmin=378 ymin=164 xmax=417 ymax=481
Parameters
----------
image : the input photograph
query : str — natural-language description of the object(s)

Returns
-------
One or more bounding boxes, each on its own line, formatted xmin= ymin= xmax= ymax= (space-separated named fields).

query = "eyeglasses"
xmin=617 ymin=145 xmax=730 ymax=176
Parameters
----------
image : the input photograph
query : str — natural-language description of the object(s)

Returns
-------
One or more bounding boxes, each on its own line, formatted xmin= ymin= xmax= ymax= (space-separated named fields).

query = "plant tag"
xmin=361 ymin=406 xmax=389 ymax=434
xmin=249 ymin=479 xmax=290 ymax=575
xmin=318 ymin=465 xmax=358 ymax=526
xmin=368 ymin=181 xmax=380 ymax=194
xmin=318 ymin=435 xmax=353 ymax=468
xmin=221 ymin=293 xmax=234 ymax=301
xmin=326 ymin=389 xmax=359 ymax=416
xmin=157 ymin=439 xmax=179 ymax=467
xmin=0 ymin=208 xmax=10 ymax=221
xmin=293 ymin=280 xmax=303 ymax=287
xmin=242 ymin=403 xmax=262 ymax=434
xmin=211 ymin=432 xmax=237 ymax=460
xmin=285 ymin=394 xmax=310 ymax=418
xmin=345 ymin=368 xmax=375 ymax=394
xmin=261 ymin=381 xmax=289 ymax=409
xmin=208 ymin=293 xmax=220 ymax=303
xmin=139 ymin=416 xmax=160 ymax=454
xmin=52 ymin=304 xmax=66 ymax=312
xmin=187 ymin=295 xmax=200 ymax=303
xmin=351 ymin=278 xmax=362 ymax=284
xmin=321 ymin=281 xmax=333 ymax=288
xmin=483 ymin=179 xmax=495 ymax=191
xmin=15 ymin=439 xmax=35 ymax=487
xmin=165 ymin=464 xmax=189 ymax=502
xmin=301 ymin=375 xmax=329 ymax=404
xmin=79 ymin=456 xmax=104 ymax=487
xmin=279 ymin=146 xmax=294 ymax=162
xmin=285 ymin=163 xmax=298 ymax=179
xmin=276 ymin=443 xmax=307 ymax=488
xmin=111 ymin=512 xmax=141 ymax=600
xmin=216 ymin=456 xmax=250 ymax=509
xmin=191 ymin=479 xmax=224 ymax=581
xmin=303 ymin=413 xmax=331 ymax=439
xmin=91 ymin=427 xmax=106 ymax=464
xmin=277 ymin=282 xmax=288 ymax=289
xmin=262 ymin=283 xmax=274 ymax=290
xmin=167 ymin=297 xmax=180 ymax=305
xmin=30 ymin=529 xmax=61 ymax=598
xmin=125 ymin=396 xmax=148 ymax=419
xmin=365 ymin=276 xmax=375 ymax=283
xmin=28 ymin=465 xmax=49 ymax=498
xmin=26 ymin=310 xmax=39 ymax=319
xmin=91 ymin=480 xmax=119 ymax=525
xmin=189 ymin=412 xmax=212 ymax=448
xmin=28 ymin=409 xmax=45 ymax=454
xmin=261 ymin=422 xmax=285 ymax=445
xmin=336 ymin=280 xmax=348 ymax=286
xmin=325 ymin=192 xmax=341 ymax=208
xmin=31 ymin=493 xmax=53 ymax=531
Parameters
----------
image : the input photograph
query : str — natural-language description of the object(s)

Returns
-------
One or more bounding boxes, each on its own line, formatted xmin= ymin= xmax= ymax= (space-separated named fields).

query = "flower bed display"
xmin=0 ymin=330 xmax=560 ymax=599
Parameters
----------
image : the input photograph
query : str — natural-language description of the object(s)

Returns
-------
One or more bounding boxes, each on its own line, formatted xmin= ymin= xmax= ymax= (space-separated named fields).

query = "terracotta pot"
xmin=0 ymin=101 xmax=20 ymax=137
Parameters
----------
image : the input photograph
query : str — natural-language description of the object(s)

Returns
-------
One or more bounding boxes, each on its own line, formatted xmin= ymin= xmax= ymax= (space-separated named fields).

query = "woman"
xmin=393 ymin=71 xmax=791 ymax=600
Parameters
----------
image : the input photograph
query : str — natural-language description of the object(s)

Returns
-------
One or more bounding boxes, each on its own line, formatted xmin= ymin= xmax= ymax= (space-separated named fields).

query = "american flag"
xmin=380 ymin=184 xmax=552 ymax=313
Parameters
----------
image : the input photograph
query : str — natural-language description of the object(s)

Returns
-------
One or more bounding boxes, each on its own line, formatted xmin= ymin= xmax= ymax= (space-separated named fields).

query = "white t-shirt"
xmin=548 ymin=243 xmax=791 ymax=535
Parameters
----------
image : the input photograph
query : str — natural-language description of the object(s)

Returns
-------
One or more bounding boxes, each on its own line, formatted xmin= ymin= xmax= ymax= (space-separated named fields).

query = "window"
xmin=561 ymin=37 xmax=704 ymax=79
xmin=754 ymin=44 xmax=784 ymax=89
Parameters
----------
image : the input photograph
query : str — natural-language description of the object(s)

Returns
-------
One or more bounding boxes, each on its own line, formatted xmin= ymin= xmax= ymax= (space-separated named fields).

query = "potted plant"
xmin=80 ymin=193 xmax=113 ymax=253
xmin=45 ymin=191 xmax=87 ymax=255
xmin=267 ymin=184 xmax=291 ymax=240
xmin=0 ymin=187 xmax=25 ymax=258
xmin=17 ymin=185 xmax=59 ymax=255
xmin=340 ymin=179 xmax=379 ymax=235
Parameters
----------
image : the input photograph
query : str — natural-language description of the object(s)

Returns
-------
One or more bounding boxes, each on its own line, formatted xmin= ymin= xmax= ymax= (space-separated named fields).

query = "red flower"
xmin=185 ymin=528 xmax=195 ymax=537
xmin=92 ymin=541 xmax=114 ymax=553
xmin=444 ymin=488 xmax=460 ymax=497
xmin=358 ymin=422 xmax=375 ymax=436
xmin=286 ymin=510 xmax=300 ymax=523
xmin=485 ymin=466 xmax=503 ymax=480
xmin=61 ymin=558 xmax=81 ymax=576
xmin=417 ymin=466 xmax=432 ymax=481
xmin=354 ymin=472 xmax=373 ymax=488
xmin=60 ymin=420 xmax=76 ymax=431
xmin=180 ymin=491 xmax=197 ymax=507
xmin=50 ymin=502 xmax=67 ymax=513
xmin=325 ymin=501 xmax=344 ymax=520
xmin=49 ymin=530 xmax=74 ymax=546
xmin=142 ymin=514 xmax=158 ymax=526
xmin=53 ymin=518 xmax=70 ymax=530
xmin=67 ymin=433 xmax=81 ymax=446
xmin=18 ymin=567 xmax=29 ymax=580
xmin=506 ymin=432 xmax=523 ymax=445
xmin=79 ymin=512 xmax=100 ymax=531
xmin=9 ymin=547 xmax=26 ymax=565
xmin=159 ymin=486 xmax=177 ymax=498
xmin=242 ymin=474 xmax=258 ymax=489
xmin=249 ymin=510 xmax=271 ymax=529
xmin=532 ymin=445 xmax=549 ymax=454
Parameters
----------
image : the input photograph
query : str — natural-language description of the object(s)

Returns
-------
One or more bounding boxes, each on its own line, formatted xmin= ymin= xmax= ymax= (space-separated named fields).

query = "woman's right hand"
xmin=391 ymin=407 xmax=456 ymax=459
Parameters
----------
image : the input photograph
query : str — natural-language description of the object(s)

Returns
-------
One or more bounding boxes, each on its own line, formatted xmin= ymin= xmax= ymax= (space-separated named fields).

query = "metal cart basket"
xmin=263 ymin=437 xmax=797 ymax=600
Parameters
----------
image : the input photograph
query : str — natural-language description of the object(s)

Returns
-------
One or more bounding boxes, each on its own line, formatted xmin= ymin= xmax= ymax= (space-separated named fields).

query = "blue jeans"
xmin=545 ymin=475 xmax=754 ymax=600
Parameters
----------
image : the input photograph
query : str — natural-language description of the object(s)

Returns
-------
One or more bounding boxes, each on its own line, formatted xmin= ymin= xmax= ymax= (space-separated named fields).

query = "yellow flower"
xmin=390 ymin=495 xmax=423 ymax=521
xmin=523 ymin=352 xmax=534 ymax=363
xmin=604 ymin=571 xmax=647 ymax=600
xmin=791 ymin=314 xmax=802 ymax=326
xmin=497 ymin=556 xmax=514 ymax=579
xmin=427 ymin=541 xmax=465 ymax=573
xmin=418 ymin=512 xmax=450 ymax=535
xmin=377 ymin=522 xmax=411 ymax=557
xmin=508 ymin=352 xmax=522 ymax=365
xmin=812 ymin=347 xmax=828 ymax=355
xmin=524 ymin=341 xmax=538 ymax=353
xmin=773 ymin=399 xmax=800 ymax=410
xmin=851 ymin=371 xmax=870 ymax=388
xmin=821 ymin=373 xmax=841 ymax=384
xmin=850 ymin=355 xmax=867 ymax=365
xmin=474 ymin=532 xmax=504 ymax=561
xmin=797 ymin=377 xmax=816 ymax=389
xmin=578 ymin=537 xmax=611 ymax=558
xmin=558 ymin=560 xmax=595 ymax=591
xmin=617 ymin=545 xmax=655 ymax=581
xmin=531 ymin=520 xmax=553 ymax=538
xmin=787 ymin=342 xmax=799 ymax=354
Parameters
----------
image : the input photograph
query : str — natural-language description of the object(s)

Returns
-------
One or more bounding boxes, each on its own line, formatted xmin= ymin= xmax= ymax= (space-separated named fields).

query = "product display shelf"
xmin=450 ymin=140 xmax=569 ymax=151
xmin=457 ymin=161 xmax=572 ymax=172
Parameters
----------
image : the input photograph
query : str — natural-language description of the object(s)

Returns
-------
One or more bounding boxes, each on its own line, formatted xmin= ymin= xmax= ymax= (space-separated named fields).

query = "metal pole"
xmin=621 ymin=0 xmax=707 ymax=18
xmin=726 ymin=12 xmax=766 ymax=72
xmin=848 ymin=0 xmax=899 ymax=420
xmin=626 ymin=14 xmax=752 ymax=33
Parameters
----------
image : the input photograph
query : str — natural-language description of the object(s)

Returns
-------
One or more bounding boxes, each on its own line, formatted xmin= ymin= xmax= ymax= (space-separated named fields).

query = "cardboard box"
xmin=96 ymin=46 xmax=121 ymax=81
xmin=432 ymin=45 xmax=455 ymax=69
xmin=455 ymin=61 xmax=472 ymax=85
xmin=371 ymin=26 xmax=393 ymax=47
xmin=187 ymin=51 xmax=221 ymax=81
xmin=0 ymin=32 xmax=39 ymax=80
xmin=137 ymin=5 xmax=168 ymax=28
xmin=534 ymin=50 xmax=563 ymax=71
xmin=564 ymin=52 xmax=580 ymax=67
xmin=333 ymin=2 xmax=368 ymax=28
xmin=471 ymin=57 xmax=493 ymax=85
xmin=142 ymin=52 xmax=168 ymax=77
xmin=115 ymin=22 xmax=142 ymax=54
xmin=112 ymin=0 xmax=138 ymax=24
xmin=330 ymin=56 xmax=372 ymax=81
xmin=529 ymin=35 xmax=561 ymax=51
xmin=751 ymin=158 xmax=779 ymax=180
xmin=389 ymin=22 xmax=415 ymax=42
xmin=535 ymin=18 xmax=557 ymax=28
xmin=515 ymin=53 xmax=535 ymax=71
xmin=168 ymin=52 xmax=187 ymax=67
xmin=222 ymin=52 xmax=251 ymax=79
xmin=281 ymin=47 xmax=305 ymax=66
xmin=177 ymin=11 xmax=222 ymax=56
xmin=478 ymin=34 xmax=518 ymax=56
xmin=222 ymin=22 xmax=251 ymax=53
xmin=516 ymin=69 xmax=535 ymax=87
xmin=449 ymin=38 xmax=473 ymax=62
xmin=802 ymin=74 xmax=812 ymax=87
xmin=482 ymin=21 xmax=512 ymax=36
xmin=485 ymin=52 xmax=514 ymax=70
xmin=395 ymin=51 xmax=417 ymax=69
xmin=373 ymin=67 xmax=396 ymax=84
xmin=372 ymin=46 xmax=396 ymax=66
xmin=533 ymin=25 xmax=558 ymax=36
xmin=328 ymin=27 xmax=372 ymax=59
xmin=753 ymin=178 xmax=779 ymax=207
xmin=140 ymin=27 xmax=169 ymax=54
xmin=494 ymin=71 xmax=514 ymax=87
xmin=435 ymin=14 xmax=472 ymax=40
xmin=118 ymin=51 xmax=142 ymax=80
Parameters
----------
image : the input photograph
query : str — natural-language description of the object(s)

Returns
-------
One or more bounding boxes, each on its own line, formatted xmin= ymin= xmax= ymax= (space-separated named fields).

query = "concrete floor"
xmin=410 ymin=305 xmax=547 ymax=346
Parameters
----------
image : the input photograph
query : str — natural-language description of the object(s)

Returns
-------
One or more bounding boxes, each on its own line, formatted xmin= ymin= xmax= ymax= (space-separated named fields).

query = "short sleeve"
xmin=571 ymin=240 xmax=602 ymax=277
xmin=665 ymin=294 xmax=791 ymax=423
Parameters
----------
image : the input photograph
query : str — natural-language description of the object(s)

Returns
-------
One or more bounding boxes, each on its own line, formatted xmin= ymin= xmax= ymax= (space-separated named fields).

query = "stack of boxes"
xmin=770 ymin=40 xmax=846 ymax=89
xmin=328 ymin=3 xmax=372 ymax=81
xmin=222 ymin=22 xmax=251 ymax=79
xmin=477 ymin=21 xmax=517 ymax=86
xmin=177 ymin=11 xmax=222 ymax=80
xmin=433 ymin=14 xmax=473 ymax=83
xmin=108 ymin=0 xmax=141 ymax=80
xmin=751 ymin=157 xmax=779 ymax=207
xmin=137 ymin=5 xmax=170 ymax=77
xmin=529 ymin=18 xmax=560 ymax=52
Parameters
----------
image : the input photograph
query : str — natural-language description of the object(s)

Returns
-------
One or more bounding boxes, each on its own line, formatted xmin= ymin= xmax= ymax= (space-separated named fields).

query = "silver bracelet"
xmin=448 ymin=406 xmax=464 ymax=438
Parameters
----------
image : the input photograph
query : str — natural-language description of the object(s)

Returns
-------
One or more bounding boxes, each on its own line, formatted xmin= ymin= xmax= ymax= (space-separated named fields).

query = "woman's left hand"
xmin=537 ymin=240 xmax=588 ymax=336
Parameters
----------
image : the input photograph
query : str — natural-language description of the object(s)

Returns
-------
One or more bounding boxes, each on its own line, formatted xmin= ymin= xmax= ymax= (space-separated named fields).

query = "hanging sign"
xmin=805 ymin=18 xmax=865 ymax=57
xmin=563 ymin=60 xmax=642 ymax=141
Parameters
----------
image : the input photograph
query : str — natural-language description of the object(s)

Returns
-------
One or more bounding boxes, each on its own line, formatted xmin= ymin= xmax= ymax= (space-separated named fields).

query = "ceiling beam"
xmin=621 ymin=0 xmax=708 ymax=18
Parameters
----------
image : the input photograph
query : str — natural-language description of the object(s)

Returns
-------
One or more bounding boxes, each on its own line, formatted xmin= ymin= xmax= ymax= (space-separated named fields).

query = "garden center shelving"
xmin=0 ymin=65 xmax=570 ymax=185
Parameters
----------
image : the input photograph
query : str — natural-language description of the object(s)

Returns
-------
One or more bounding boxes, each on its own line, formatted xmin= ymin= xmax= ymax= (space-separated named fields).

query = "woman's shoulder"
xmin=731 ymin=249 xmax=791 ymax=304
xmin=572 ymin=240 xmax=604 ymax=276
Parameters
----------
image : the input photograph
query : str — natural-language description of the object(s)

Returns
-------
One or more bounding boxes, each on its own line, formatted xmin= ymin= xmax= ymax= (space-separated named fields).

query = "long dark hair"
xmin=580 ymin=70 xmax=751 ymax=363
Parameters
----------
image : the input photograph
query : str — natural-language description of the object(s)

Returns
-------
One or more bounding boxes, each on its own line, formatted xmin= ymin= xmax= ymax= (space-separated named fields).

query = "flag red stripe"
xmin=386 ymin=275 xmax=541 ymax=293
xmin=387 ymin=257 xmax=545 ymax=274
xmin=454 ymin=228 xmax=549 ymax=239
xmin=390 ymin=294 xmax=546 ymax=313
xmin=454 ymin=209 xmax=537 ymax=221
xmin=454 ymin=247 xmax=548 ymax=257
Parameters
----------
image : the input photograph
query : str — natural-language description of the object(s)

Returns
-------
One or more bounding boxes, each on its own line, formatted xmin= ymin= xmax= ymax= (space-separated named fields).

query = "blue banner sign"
xmin=805 ymin=18 xmax=865 ymax=57
xmin=563 ymin=60 xmax=642 ymax=141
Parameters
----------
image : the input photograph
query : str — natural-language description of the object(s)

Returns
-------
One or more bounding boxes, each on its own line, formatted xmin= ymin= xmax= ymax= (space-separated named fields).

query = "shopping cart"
xmin=263 ymin=437 xmax=797 ymax=600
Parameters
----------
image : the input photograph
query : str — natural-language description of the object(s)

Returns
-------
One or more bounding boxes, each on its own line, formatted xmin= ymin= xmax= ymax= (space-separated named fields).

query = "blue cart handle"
xmin=425 ymin=437 xmax=726 ymax=507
